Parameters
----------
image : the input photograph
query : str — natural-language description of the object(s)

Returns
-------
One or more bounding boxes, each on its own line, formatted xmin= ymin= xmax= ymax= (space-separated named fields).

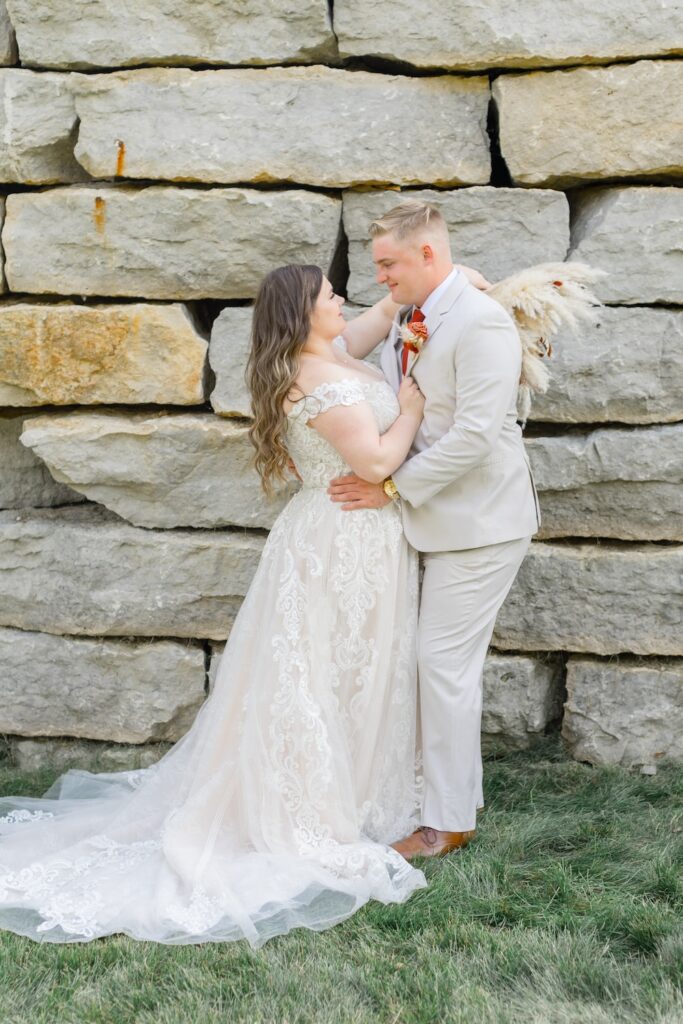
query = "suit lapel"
xmin=381 ymin=304 xmax=411 ymax=393
xmin=406 ymin=274 xmax=469 ymax=376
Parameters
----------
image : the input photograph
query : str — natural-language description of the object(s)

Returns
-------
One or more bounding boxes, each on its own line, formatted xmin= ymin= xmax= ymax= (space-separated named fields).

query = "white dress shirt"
xmin=418 ymin=266 xmax=459 ymax=318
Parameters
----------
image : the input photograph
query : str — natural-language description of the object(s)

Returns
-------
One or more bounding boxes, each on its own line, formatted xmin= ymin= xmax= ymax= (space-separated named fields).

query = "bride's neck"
xmin=300 ymin=333 xmax=338 ymax=361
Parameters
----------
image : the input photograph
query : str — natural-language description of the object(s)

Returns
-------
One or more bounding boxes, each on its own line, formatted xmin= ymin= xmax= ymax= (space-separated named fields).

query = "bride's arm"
xmin=341 ymin=294 xmax=400 ymax=360
xmin=305 ymin=378 xmax=424 ymax=484
xmin=312 ymin=405 xmax=418 ymax=484
xmin=455 ymin=264 xmax=492 ymax=290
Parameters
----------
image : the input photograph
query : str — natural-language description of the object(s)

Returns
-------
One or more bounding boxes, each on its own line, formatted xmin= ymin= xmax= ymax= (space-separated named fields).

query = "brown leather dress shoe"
xmin=391 ymin=826 xmax=476 ymax=861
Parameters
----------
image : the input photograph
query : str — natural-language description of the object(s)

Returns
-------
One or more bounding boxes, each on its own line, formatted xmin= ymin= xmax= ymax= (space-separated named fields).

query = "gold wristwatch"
xmin=382 ymin=476 xmax=399 ymax=501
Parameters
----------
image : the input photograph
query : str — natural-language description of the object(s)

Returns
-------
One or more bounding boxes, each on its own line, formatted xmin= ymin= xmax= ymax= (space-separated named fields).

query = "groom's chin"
xmin=392 ymin=287 xmax=415 ymax=306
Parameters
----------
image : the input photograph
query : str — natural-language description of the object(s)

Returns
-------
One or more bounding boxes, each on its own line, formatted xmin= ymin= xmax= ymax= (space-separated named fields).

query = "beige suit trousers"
xmin=418 ymin=533 xmax=533 ymax=832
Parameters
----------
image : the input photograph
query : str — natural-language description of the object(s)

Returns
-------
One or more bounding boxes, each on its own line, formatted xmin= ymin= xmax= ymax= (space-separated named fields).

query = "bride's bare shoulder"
xmin=283 ymin=357 xmax=357 ymax=416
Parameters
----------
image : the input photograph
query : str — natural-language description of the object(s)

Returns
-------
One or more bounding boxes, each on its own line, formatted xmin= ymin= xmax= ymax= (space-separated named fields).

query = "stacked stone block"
xmin=0 ymin=0 xmax=681 ymax=774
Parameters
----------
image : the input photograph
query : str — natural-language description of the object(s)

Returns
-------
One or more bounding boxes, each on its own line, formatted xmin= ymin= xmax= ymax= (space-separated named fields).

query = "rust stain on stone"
xmin=93 ymin=196 xmax=106 ymax=234
xmin=116 ymin=139 xmax=126 ymax=177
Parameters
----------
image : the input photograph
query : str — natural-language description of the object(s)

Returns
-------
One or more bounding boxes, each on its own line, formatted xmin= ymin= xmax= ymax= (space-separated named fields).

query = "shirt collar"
xmin=419 ymin=266 xmax=459 ymax=318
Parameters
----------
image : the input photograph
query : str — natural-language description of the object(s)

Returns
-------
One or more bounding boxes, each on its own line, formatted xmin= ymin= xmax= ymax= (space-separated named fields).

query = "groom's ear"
xmin=420 ymin=243 xmax=436 ymax=264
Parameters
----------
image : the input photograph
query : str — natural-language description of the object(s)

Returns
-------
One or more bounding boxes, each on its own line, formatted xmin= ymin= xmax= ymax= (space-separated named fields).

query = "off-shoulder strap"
xmin=290 ymin=378 xmax=367 ymax=425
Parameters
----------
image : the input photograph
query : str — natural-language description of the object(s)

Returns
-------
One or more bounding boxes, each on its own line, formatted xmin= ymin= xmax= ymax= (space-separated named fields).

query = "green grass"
xmin=1 ymin=738 xmax=682 ymax=1024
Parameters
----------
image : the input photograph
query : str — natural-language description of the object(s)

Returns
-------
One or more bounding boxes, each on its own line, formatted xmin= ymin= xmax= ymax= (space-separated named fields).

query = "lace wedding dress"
xmin=0 ymin=350 xmax=426 ymax=946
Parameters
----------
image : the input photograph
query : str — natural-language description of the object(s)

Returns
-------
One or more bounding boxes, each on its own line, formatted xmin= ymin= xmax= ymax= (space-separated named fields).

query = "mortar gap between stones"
xmin=523 ymin=419 xmax=682 ymax=434
xmin=486 ymin=76 xmax=512 ymax=188
xmin=14 ymin=59 xmax=340 ymax=76
xmin=202 ymin=641 xmax=212 ymax=696
xmin=337 ymin=55 xmax=501 ymax=80
xmin=21 ymin=178 xmax=346 ymax=200
xmin=328 ymin=214 xmax=350 ymax=298
xmin=488 ymin=53 xmax=683 ymax=78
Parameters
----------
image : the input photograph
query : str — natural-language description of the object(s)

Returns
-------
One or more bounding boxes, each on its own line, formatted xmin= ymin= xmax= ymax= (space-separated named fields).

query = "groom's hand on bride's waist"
xmin=327 ymin=474 xmax=391 ymax=511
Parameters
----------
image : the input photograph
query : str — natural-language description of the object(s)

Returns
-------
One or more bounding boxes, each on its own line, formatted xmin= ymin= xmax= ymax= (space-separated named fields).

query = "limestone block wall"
xmin=1 ymin=1 xmax=682 ymax=774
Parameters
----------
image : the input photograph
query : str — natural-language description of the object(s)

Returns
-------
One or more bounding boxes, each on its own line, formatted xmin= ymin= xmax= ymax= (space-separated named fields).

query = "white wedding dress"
xmin=0 ymin=348 xmax=426 ymax=946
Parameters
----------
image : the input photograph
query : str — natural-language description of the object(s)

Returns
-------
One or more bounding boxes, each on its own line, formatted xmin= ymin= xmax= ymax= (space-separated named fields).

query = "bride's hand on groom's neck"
xmin=454 ymin=264 xmax=492 ymax=291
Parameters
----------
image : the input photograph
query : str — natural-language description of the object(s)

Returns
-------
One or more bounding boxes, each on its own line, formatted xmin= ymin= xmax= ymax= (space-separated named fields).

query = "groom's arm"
xmin=392 ymin=305 xmax=520 ymax=509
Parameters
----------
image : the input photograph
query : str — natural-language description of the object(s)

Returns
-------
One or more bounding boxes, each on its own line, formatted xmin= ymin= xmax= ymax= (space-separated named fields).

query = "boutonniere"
xmin=400 ymin=320 xmax=429 ymax=375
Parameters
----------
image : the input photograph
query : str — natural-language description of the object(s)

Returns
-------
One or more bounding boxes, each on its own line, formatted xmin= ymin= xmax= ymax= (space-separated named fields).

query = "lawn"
xmin=0 ymin=738 xmax=681 ymax=1024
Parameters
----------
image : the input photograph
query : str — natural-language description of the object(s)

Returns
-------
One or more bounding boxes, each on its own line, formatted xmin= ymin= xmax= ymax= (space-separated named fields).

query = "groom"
xmin=328 ymin=199 xmax=541 ymax=860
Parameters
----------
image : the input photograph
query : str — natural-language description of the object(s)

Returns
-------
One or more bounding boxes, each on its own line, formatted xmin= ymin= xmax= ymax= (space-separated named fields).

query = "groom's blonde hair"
xmin=369 ymin=199 xmax=449 ymax=246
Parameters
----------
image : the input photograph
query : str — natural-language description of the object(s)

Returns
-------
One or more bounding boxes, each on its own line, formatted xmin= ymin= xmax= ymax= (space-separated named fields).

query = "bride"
xmin=0 ymin=262 xmax=447 ymax=946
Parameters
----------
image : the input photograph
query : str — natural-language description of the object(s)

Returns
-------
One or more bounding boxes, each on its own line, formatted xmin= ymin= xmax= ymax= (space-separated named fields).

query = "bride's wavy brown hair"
xmin=247 ymin=264 xmax=324 ymax=495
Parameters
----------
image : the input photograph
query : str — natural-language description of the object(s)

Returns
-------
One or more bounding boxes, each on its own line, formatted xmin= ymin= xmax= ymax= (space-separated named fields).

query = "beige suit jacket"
xmin=381 ymin=274 xmax=541 ymax=553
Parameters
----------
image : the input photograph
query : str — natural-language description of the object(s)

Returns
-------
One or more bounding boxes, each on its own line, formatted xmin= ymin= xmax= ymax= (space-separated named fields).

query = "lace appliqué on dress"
xmin=0 ymin=836 xmax=161 ymax=939
xmin=290 ymin=378 xmax=367 ymax=426
xmin=269 ymin=375 xmax=422 ymax=853
xmin=0 ymin=809 xmax=55 ymax=826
